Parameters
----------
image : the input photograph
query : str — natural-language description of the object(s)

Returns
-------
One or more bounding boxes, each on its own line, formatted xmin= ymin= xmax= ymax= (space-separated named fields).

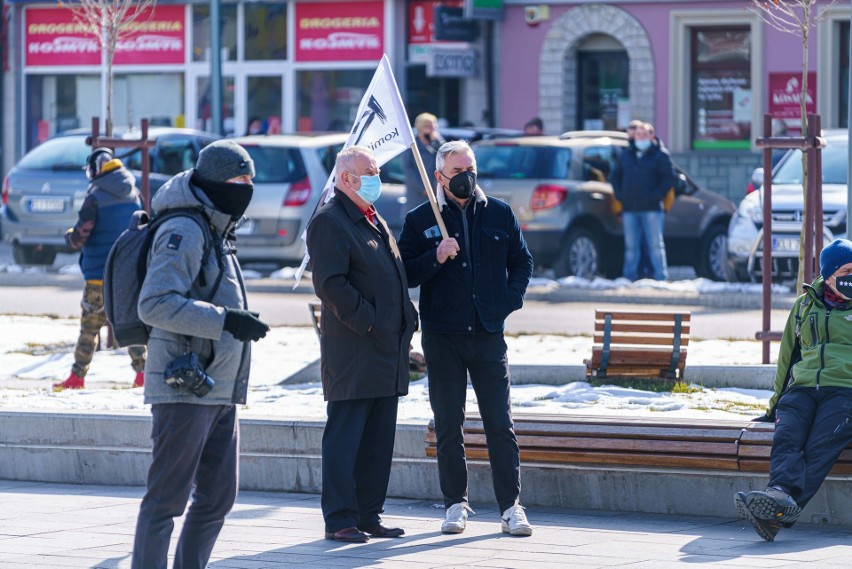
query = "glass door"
xmin=196 ymin=76 xmax=236 ymax=136
xmin=577 ymin=51 xmax=629 ymax=131
xmin=245 ymin=75 xmax=283 ymax=135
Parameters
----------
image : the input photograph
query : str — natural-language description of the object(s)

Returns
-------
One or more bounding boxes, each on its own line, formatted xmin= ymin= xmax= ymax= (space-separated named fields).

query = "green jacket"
xmin=768 ymin=277 xmax=852 ymax=415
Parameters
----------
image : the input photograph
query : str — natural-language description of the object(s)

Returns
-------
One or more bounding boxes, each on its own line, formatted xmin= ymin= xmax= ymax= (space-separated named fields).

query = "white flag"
xmin=294 ymin=53 xmax=415 ymax=286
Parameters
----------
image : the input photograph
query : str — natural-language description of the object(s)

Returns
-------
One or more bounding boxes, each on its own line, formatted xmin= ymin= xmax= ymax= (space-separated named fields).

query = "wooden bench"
xmin=585 ymin=309 xmax=690 ymax=380
xmin=425 ymin=414 xmax=852 ymax=475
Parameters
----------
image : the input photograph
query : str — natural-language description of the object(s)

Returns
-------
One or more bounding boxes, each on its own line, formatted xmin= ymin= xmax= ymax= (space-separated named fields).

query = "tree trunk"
xmin=105 ymin=38 xmax=116 ymax=137
xmin=796 ymin=25 xmax=809 ymax=292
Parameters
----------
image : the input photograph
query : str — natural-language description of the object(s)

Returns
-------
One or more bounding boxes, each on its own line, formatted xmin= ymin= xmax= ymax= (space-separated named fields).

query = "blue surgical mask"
xmin=355 ymin=174 xmax=382 ymax=204
xmin=634 ymin=139 xmax=652 ymax=152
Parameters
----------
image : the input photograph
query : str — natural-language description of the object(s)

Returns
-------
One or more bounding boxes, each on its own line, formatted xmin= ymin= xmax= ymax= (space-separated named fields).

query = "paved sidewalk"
xmin=0 ymin=480 xmax=850 ymax=568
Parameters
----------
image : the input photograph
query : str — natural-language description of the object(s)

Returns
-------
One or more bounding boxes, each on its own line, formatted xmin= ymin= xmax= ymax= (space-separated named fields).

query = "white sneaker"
xmin=501 ymin=503 xmax=533 ymax=536
xmin=441 ymin=502 xmax=474 ymax=534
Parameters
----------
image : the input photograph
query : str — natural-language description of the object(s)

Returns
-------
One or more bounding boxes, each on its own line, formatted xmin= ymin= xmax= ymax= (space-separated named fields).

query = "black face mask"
xmin=834 ymin=276 xmax=852 ymax=300
xmin=443 ymin=170 xmax=476 ymax=200
xmin=193 ymin=173 xmax=254 ymax=220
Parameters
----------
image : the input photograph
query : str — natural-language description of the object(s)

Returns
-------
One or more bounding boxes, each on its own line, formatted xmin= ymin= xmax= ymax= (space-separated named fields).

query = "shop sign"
xmin=25 ymin=5 xmax=185 ymax=67
xmin=434 ymin=7 xmax=479 ymax=42
xmin=464 ymin=0 xmax=503 ymax=21
xmin=295 ymin=1 xmax=384 ymax=62
xmin=426 ymin=47 xmax=478 ymax=77
xmin=769 ymin=72 xmax=816 ymax=135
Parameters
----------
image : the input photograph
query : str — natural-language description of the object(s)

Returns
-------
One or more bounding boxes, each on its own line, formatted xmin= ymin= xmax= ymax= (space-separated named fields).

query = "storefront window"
xmin=691 ymin=27 xmax=751 ymax=150
xmin=245 ymin=2 xmax=287 ymax=60
xmin=24 ymin=73 xmax=185 ymax=151
xmin=197 ymin=76 xmax=236 ymax=136
xmin=296 ymin=69 xmax=373 ymax=132
xmin=246 ymin=76 xmax=283 ymax=135
xmin=193 ymin=4 xmax=237 ymax=62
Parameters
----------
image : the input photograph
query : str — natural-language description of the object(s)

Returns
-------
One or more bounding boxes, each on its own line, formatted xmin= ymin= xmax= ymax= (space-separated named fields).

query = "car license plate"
xmin=772 ymin=236 xmax=799 ymax=252
xmin=28 ymin=198 xmax=66 ymax=213
xmin=235 ymin=219 xmax=254 ymax=235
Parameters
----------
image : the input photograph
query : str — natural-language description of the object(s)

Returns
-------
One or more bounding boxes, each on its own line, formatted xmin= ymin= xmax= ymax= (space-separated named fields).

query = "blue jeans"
xmin=622 ymin=211 xmax=667 ymax=281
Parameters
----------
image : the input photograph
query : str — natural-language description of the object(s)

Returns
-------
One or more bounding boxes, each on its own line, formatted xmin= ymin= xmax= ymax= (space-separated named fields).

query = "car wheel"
xmin=12 ymin=243 xmax=57 ymax=266
xmin=695 ymin=225 xmax=727 ymax=281
xmin=554 ymin=227 xmax=602 ymax=279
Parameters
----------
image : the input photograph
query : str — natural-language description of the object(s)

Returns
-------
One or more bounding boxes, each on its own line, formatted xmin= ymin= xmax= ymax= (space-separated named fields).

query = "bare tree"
xmin=63 ymin=0 xmax=156 ymax=136
xmin=749 ymin=0 xmax=835 ymax=290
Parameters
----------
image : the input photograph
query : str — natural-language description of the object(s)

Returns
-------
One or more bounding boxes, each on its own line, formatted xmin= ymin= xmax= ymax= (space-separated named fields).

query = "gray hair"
xmin=436 ymin=140 xmax=476 ymax=174
xmin=335 ymin=145 xmax=373 ymax=175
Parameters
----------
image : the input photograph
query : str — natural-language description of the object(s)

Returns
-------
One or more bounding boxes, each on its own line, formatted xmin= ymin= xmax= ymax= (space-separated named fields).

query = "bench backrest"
xmin=588 ymin=309 xmax=691 ymax=379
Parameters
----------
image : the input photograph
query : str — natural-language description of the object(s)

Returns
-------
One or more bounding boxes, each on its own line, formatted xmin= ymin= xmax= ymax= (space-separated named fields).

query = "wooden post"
xmin=410 ymin=142 xmax=450 ymax=241
xmin=761 ymin=114 xmax=773 ymax=365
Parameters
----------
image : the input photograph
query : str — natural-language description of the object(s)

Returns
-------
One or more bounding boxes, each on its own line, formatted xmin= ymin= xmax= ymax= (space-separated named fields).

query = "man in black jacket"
xmin=398 ymin=140 xmax=534 ymax=536
xmin=307 ymin=146 xmax=418 ymax=543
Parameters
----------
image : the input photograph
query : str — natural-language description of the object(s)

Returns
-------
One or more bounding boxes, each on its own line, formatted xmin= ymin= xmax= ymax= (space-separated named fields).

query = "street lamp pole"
xmin=847 ymin=2 xmax=852 ymax=232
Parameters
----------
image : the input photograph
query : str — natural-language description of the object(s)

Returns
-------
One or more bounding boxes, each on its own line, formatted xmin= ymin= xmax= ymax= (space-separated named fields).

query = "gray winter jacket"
xmin=138 ymin=169 xmax=251 ymax=405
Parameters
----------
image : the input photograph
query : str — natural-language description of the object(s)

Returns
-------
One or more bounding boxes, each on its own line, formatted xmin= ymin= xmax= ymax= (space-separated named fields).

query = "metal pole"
xmin=210 ymin=0 xmax=223 ymax=135
xmin=848 ymin=5 xmax=852 ymax=235
xmin=814 ymin=114 xmax=824 ymax=262
xmin=762 ymin=114 xmax=773 ymax=365
xmin=804 ymin=114 xmax=816 ymax=284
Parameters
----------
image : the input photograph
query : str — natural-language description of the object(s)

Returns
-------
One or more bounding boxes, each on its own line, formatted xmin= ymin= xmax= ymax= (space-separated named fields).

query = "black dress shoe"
xmin=360 ymin=524 xmax=405 ymax=538
xmin=325 ymin=527 xmax=370 ymax=543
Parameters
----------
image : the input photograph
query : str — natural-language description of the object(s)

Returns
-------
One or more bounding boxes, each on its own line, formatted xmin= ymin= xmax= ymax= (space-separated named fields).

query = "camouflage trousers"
xmin=72 ymin=280 xmax=146 ymax=378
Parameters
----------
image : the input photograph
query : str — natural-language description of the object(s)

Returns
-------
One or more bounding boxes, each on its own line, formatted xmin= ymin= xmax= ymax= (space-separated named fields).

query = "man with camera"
xmin=131 ymin=140 xmax=270 ymax=569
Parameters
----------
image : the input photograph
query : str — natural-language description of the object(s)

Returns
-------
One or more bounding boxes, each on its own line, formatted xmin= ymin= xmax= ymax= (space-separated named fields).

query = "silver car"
xmin=1 ymin=128 xmax=220 ymax=265
xmin=231 ymin=133 xmax=406 ymax=265
xmin=726 ymin=129 xmax=848 ymax=282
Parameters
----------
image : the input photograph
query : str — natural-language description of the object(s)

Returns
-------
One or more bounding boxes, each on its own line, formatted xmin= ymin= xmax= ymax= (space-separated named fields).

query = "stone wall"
xmin=671 ymin=151 xmax=763 ymax=203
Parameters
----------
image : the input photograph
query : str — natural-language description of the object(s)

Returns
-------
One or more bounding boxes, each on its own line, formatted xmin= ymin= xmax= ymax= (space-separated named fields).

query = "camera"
xmin=163 ymin=353 xmax=215 ymax=398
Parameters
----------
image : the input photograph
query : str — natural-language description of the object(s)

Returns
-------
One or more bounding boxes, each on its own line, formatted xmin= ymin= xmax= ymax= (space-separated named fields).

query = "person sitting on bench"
xmin=735 ymin=238 xmax=852 ymax=541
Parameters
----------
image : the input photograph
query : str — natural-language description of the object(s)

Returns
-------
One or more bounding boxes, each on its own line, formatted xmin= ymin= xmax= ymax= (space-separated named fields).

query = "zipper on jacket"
xmin=816 ymin=308 xmax=832 ymax=390
xmin=809 ymin=315 xmax=818 ymax=345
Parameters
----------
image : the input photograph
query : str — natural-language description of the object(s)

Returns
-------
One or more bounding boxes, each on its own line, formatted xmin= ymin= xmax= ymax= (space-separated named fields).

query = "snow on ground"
xmin=0 ymin=315 xmax=778 ymax=422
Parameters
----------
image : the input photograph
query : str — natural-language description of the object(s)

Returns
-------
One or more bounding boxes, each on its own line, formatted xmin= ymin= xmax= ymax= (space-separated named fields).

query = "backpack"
xmin=103 ymin=207 xmax=224 ymax=347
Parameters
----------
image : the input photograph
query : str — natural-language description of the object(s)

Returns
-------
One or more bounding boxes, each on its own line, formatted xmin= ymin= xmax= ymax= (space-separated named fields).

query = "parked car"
xmin=472 ymin=132 xmax=736 ymax=280
xmin=1 ymin=127 xmax=221 ymax=265
xmin=726 ymin=129 xmax=848 ymax=282
xmin=229 ymin=133 xmax=406 ymax=265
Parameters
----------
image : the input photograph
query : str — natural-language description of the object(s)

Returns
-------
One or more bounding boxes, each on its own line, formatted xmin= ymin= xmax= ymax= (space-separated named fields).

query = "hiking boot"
xmin=734 ymin=492 xmax=781 ymax=542
xmin=133 ymin=372 xmax=144 ymax=388
xmin=53 ymin=372 xmax=84 ymax=391
xmin=746 ymin=487 xmax=801 ymax=523
xmin=501 ymin=503 xmax=533 ymax=536
xmin=441 ymin=502 xmax=474 ymax=534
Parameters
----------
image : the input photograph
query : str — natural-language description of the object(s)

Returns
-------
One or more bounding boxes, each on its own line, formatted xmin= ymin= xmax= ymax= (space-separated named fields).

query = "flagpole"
xmin=410 ymin=142 xmax=450 ymax=241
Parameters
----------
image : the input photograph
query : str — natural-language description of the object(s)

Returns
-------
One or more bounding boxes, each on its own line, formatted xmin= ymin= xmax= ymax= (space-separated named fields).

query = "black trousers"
xmin=132 ymin=404 xmax=239 ymax=569
xmin=769 ymin=386 xmax=852 ymax=507
xmin=321 ymin=395 xmax=399 ymax=533
xmin=423 ymin=331 xmax=520 ymax=513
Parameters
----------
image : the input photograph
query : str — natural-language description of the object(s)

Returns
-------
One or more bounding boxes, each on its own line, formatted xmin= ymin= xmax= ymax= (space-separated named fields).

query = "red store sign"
xmin=26 ymin=5 xmax=185 ymax=67
xmin=408 ymin=0 xmax=462 ymax=45
xmin=768 ymin=72 xmax=816 ymax=120
xmin=295 ymin=1 xmax=384 ymax=62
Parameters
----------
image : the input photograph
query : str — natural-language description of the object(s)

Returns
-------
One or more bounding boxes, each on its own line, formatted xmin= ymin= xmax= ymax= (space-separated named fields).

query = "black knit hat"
xmin=195 ymin=140 xmax=255 ymax=182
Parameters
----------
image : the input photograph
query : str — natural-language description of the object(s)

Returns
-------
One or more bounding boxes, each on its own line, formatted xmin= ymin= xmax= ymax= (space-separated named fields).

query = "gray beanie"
xmin=195 ymin=140 xmax=255 ymax=182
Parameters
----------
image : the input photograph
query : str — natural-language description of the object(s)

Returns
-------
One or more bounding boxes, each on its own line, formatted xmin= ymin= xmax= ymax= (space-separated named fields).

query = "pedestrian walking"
xmin=398 ymin=140 xmax=535 ymax=536
xmin=307 ymin=145 xmax=418 ymax=543
xmin=735 ymin=239 xmax=852 ymax=541
xmin=131 ymin=140 xmax=270 ymax=568
xmin=54 ymin=148 xmax=146 ymax=390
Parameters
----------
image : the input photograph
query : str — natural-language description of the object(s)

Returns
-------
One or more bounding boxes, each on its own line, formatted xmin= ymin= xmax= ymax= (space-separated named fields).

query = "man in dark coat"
xmin=398 ymin=140 xmax=534 ymax=537
xmin=306 ymin=145 xmax=418 ymax=543
xmin=402 ymin=112 xmax=445 ymax=217
xmin=610 ymin=123 xmax=675 ymax=281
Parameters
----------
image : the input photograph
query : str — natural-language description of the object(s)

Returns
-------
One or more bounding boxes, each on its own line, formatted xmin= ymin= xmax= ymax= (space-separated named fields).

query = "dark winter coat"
xmin=610 ymin=144 xmax=676 ymax=212
xmin=306 ymin=190 xmax=418 ymax=402
xmin=66 ymin=163 xmax=141 ymax=281
xmin=398 ymin=187 xmax=533 ymax=335
xmin=402 ymin=134 xmax=444 ymax=209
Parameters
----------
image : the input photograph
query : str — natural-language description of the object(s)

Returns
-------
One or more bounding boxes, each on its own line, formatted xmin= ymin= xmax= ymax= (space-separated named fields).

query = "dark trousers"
xmin=769 ymin=386 xmax=852 ymax=507
xmin=423 ymin=331 xmax=520 ymax=513
xmin=132 ymin=404 xmax=239 ymax=569
xmin=322 ymin=396 xmax=399 ymax=533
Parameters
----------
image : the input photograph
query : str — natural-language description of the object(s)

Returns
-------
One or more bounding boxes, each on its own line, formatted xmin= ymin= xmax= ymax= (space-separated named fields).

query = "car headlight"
xmin=736 ymin=194 xmax=763 ymax=225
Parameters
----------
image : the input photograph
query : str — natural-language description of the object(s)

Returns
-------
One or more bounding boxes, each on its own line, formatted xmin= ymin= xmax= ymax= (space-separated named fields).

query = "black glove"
xmin=753 ymin=412 xmax=775 ymax=423
xmin=223 ymin=308 xmax=270 ymax=342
